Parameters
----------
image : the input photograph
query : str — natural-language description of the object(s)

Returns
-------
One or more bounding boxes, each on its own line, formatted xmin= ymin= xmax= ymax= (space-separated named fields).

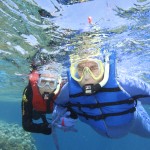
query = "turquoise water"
xmin=0 ymin=0 xmax=150 ymax=150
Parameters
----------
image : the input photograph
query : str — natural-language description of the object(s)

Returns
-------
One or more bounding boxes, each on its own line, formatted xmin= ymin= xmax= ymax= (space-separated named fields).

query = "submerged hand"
xmin=54 ymin=111 xmax=78 ymax=132
xmin=60 ymin=117 xmax=77 ymax=127
xmin=57 ymin=111 xmax=77 ymax=127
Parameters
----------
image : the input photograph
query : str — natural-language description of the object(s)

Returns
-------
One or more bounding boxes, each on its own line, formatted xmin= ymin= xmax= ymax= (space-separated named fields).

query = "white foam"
xmin=21 ymin=34 xmax=39 ymax=46
xmin=5 ymin=0 xmax=19 ymax=10
xmin=0 ymin=50 xmax=11 ymax=55
xmin=14 ymin=45 xmax=28 ymax=55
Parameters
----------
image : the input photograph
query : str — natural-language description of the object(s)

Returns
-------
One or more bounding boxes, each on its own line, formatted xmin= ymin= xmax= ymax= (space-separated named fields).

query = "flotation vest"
xmin=29 ymin=70 xmax=59 ymax=113
xmin=67 ymin=52 xmax=137 ymax=135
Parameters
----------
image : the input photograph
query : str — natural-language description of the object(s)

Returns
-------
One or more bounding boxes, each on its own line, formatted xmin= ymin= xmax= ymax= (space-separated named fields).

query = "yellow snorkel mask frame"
xmin=70 ymin=59 xmax=104 ymax=82
xmin=70 ymin=53 xmax=110 ymax=89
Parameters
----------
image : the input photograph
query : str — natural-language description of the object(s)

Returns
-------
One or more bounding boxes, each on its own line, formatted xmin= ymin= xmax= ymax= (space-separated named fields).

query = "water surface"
xmin=0 ymin=0 xmax=150 ymax=150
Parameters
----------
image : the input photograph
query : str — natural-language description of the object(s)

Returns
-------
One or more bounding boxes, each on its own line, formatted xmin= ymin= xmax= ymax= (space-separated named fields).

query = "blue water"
xmin=0 ymin=0 xmax=150 ymax=150
xmin=1 ymin=102 xmax=150 ymax=150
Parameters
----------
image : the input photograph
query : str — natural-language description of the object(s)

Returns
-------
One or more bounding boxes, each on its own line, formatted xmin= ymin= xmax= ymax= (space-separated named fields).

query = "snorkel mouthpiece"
xmin=42 ymin=92 xmax=50 ymax=100
xmin=83 ymin=84 xmax=101 ymax=95
xmin=83 ymin=84 xmax=94 ymax=95
xmin=42 ymin=92 xmax=54 ymax=100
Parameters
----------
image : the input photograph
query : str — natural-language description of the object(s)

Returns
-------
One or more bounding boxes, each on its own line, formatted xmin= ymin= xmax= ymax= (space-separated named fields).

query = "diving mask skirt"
xmin=70 ymin=59 xmax=104 ymax=82
xmin=37 ymin=77 xmax=58 ymax=90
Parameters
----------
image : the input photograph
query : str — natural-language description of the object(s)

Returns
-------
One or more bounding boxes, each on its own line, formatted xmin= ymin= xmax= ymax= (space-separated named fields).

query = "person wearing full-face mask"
xmin=22 ymin=64 xmax=77 ymax=135
xmin=55 ymin=51 xmax=150 ymax=138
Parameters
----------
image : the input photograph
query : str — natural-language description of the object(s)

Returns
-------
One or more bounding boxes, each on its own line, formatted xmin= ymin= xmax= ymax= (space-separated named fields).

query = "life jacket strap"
xmin=70 ymin=87 xmax=121 ymax=98
xmin=77 ymin=107 xmax=136 ymax=121
xmin=67 ymin=98 xmax=135 ymax=109
xmin=68 ymin=94 xmax=149 ymax=109
xmin=67 ymin=94 xmax=150 ymax=120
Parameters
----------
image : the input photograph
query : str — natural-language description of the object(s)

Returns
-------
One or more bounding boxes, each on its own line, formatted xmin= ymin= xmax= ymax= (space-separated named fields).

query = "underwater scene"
xmin=0 ymin=0 xmax=150 ymax=150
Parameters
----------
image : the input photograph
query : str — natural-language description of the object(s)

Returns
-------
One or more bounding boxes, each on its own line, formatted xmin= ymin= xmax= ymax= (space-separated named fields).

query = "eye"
xmin=78 ymin=67 xmax=84 ymax=72
xmin=49 ymin=81 xmax=54 ymax=85
xmin=90 ymin=66 xmax=99 ymax=71
xmin=41 ymin=80 xmax=47 ymax=84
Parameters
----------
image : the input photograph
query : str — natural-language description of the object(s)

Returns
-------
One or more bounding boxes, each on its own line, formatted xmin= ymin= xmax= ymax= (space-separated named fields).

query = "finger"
xmin=69 ymin=119 xmax=77 ymax=123
xmin=56 ymin=124 xmax=63 ymax=128
xmin=64 ymin=111 xmax=71 ymax=117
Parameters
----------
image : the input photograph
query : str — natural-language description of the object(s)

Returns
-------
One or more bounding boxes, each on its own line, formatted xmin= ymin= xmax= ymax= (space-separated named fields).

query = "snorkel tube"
xmin=54 ymin=77 xmax=62 ymax=95
xmin=99 ymin=53 xmax=110 ymax=87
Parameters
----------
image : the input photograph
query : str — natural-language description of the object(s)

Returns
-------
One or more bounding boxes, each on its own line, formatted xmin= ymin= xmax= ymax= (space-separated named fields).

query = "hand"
xmin=55 ymin=111 xmax=78 ymax=132
xmin=57 ymin=117 xmax=78 ymax=132
xmin=52 ymin=106 xmax=67 ymax=120
xmin=59 ymin=111 xmax=77 ymax=127
xmin=60 ymin=117 xmax=77 ymax=127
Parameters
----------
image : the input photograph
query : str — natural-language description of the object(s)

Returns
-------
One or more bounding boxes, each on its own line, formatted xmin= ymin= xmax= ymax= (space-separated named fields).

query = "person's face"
xmin=38 ymin=74 xmax=58 ymax=95
xmin=77 ymin=60 xmax=103 ymax=86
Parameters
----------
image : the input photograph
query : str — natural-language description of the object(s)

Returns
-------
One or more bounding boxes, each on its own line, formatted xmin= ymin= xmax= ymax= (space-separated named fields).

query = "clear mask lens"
xmin=70 ymin=59 xmax=104 ymax=82
xmin=38 ymin=77 xmax=57 ymax=90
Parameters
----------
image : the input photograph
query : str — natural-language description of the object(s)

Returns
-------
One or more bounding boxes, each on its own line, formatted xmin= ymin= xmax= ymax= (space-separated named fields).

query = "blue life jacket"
xmin=67 ymin=52 xmax=136 ymax=136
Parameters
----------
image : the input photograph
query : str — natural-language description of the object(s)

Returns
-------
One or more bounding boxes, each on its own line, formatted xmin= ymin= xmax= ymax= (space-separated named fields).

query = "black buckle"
xmin=42 ymin=92 xmax=54 ymax=101
xmin=83 ymin=84 xmax=95 ymax=95
xmin=42 ymin=92 xmax=50 ymax=100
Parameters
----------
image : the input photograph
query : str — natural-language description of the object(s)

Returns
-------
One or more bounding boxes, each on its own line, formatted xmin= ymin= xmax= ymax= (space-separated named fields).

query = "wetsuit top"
xmin=22 ymin=70 xmax=59 ymax=135
xmin=22 ymin=82 xmax=52 ymax=135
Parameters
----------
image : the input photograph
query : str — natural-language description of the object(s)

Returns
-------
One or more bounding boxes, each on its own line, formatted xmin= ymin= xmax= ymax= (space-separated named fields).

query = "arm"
xmin=55 ymin=83 xmax=70 ymax=105
xmin=55 ymin=82 xmax=78 ymax=118
xmin=22 ymin=83 xmax=51 ymax=135
xmin=118 ymin=76 xmax=150 ymax=105
xmin=53 ymin=83 xmax=78 ymax=130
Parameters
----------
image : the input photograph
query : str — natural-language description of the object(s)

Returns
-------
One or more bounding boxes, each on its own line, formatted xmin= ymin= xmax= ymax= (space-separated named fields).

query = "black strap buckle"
xmin=42 ymin=92 xmax=50 ymax=100
xmin=42 ymin=92 xmax=55 ymax=113
xmin=83 ymin=84 xmax=102 ymax=95
xmin=42 ymin=92 xmax=54 ymax=101
xmin=83 ymin=84 xmax=95 ymax=95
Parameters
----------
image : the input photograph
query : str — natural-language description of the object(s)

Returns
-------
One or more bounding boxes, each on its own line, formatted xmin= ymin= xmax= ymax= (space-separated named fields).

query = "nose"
xmin=83 ymin=70 xmax=91 ymax=80
xmin=44 ymin=82 xmax=50 ymax=88
xmin=44 ymin=86 xmax=49 ymax=90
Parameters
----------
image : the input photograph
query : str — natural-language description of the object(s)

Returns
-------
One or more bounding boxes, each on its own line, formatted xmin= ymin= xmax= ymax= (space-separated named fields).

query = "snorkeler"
xmin=54 ymin=50 xmax=150 ymax=138
xmin=22 ymin=64 xmax=77 ymax=135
